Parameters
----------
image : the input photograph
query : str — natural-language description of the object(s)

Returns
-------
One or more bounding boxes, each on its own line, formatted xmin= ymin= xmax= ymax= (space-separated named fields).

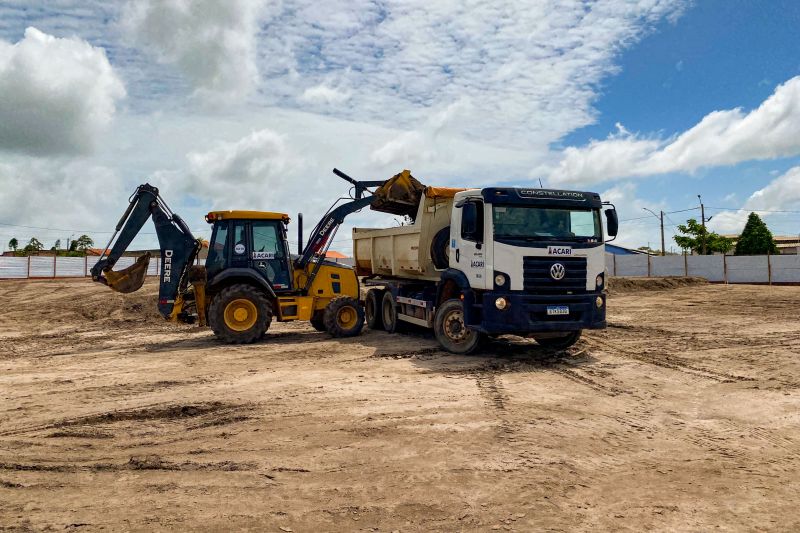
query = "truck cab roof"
xmin=455 ymin=187 xmax=603 ymax=209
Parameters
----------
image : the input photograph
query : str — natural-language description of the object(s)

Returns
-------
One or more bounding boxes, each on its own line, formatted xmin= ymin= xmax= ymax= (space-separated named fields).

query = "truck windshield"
xmin=493 ymin=206 xmax=602 ymax=242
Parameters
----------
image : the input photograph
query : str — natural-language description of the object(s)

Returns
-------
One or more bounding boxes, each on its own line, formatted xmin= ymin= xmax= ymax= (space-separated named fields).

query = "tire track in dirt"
xmin=0 ymin=401 xmax=253 ymax=437
xmin=586 ymin=336 xmax=754 ymax=383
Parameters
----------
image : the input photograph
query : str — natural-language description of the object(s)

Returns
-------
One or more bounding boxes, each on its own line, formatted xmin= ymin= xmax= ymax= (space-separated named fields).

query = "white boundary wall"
xmin=607 ymin=253 xmax=800 ymax=284
xmin=0 ymin=255 xmax=198 ymax=280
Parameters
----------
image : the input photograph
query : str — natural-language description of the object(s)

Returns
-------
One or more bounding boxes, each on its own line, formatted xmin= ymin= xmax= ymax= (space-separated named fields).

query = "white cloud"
xmin=0 ymin=27 xmax=125 ymax=156
xmin=260 ymin=0 xmax=688 ymax=148
xmin=711 ymin=166 xmax=800 ymax=234
xmin=298 ymin=83 xmax=351 ymax=106
xmin=120 ymin=0 xmax=269 ymax=101
xmin=0 ymin=157 xmax=127 ymax=247
xmin=551 ymin=76 xmax=800 ymax=185
xmin=154 ymin=128 xmax=311 ymax=212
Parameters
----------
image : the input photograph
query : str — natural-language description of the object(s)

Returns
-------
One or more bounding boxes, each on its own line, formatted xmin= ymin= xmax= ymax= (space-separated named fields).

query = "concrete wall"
xmin=608 ymin=253 xmax=800 ymax=284
xmin=0 ymin=255 xmax=184 ymax=279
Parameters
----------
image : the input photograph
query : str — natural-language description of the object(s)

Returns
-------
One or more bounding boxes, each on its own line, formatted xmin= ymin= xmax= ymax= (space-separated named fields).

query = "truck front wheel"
xmin=533 ymin=331 xmax=581 ymax=350
xmin=208 ymin=284 xmax=272 ymax=344
xmin=434 ymin=299 xmax=482 ymax=354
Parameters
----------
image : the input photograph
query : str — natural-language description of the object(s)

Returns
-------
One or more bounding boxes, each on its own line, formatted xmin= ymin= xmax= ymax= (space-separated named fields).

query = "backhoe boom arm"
xmin=91 ymin=184 xmax=201 ymax=319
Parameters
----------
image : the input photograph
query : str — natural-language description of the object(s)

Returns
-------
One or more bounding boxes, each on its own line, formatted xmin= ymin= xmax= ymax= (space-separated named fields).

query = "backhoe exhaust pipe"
xmin=99 ymin=252 xmax=151 ymax=294
xmin=297 ymin=213 xmax=303 ymax=255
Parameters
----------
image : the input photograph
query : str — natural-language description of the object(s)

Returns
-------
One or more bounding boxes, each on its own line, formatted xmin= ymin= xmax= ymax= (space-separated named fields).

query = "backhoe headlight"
xmin=494 ymin=274 xmax=506 ymax=286
xmin=495 ymin=297 xmax=509 ymax=310
xmin=596 ymin=274 xmax=604 ymax=288
xmin=596 ymin=296 xmax=604 ymax=308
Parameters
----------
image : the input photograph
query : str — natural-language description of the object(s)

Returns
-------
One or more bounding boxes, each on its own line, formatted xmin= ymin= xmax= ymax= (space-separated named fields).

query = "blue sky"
xmin=1 ymin=0 xmax=800 ymax=253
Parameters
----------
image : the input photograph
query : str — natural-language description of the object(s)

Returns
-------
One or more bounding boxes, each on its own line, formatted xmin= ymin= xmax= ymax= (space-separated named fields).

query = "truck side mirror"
xmin=605 ymin=208 xmax=619 ymax=238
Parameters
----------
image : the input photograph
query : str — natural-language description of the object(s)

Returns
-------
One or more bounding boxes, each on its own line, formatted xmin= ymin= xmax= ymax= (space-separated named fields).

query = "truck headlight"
xmin=596 ymin=274 xmax=604 ymax=288
xmin=596 ymin=296 xmax=604 ymax=308
xmin=495 ymin=297 xmax=509 ymax=310
xmin=494 ymin=274 xmax=506 ymax=286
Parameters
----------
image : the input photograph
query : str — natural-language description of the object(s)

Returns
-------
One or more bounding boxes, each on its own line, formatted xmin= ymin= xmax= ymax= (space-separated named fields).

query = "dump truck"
xmin=354 ymin=171 xmax=619 ymax=354
xmin=91 ymin=169 xmax=387 ymax=344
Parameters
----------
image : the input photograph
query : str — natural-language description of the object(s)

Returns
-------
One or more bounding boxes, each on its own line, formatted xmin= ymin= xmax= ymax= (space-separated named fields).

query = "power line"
xmin=706 ymin=206 xmax=800 ymax=214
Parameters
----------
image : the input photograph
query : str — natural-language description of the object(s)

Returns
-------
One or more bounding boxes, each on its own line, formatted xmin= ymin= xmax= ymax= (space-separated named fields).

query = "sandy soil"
xmin=1 ymin=278 xmax=798 ymax=532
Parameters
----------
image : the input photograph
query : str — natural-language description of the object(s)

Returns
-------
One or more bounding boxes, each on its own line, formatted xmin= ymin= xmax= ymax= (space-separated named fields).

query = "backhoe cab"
xmin=92 ymin=170 xmax=372 ymax=344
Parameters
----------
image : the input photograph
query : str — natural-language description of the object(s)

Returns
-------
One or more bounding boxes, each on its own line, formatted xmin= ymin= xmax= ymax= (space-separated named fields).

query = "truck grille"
xmin=523 ymin=256 xmax=587 ymax=293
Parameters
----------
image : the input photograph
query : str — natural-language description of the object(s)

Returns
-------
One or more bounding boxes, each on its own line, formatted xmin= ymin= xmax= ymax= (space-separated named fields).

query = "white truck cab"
xmin=354 ymin=184 xmax=618 ymax=354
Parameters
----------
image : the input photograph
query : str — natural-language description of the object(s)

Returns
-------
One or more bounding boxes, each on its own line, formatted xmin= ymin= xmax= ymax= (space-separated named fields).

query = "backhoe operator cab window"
xmin=252 ymin=220 xmax=291 ymax=289
xmin=206 ymin=222 xmax=229 ymax=277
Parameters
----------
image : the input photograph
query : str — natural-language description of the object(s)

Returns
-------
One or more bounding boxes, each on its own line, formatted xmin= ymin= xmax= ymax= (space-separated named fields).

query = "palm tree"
xmin=8 ymin=237 xmax=18 ymax=252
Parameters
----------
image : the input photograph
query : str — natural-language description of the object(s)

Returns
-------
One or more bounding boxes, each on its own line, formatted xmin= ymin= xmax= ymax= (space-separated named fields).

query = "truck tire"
xmin=209 ymin=284 xmax=272 ymax=344
xmin=365 ymin=289 xmax=384 ymax=330
xmin=434 ymin=299 xmax=482 ymax=354
xmin=533 ymin=331 xmax=581 ymax=350
xmin=323 ymin=296 xmax=365 ymax=338
xmin=310 ymin=310 xmax=326 ymax=332
xmin=430 ymin=226 xmax=450 ymax=270
xmin=381 ymin=291 xmax=400 ymax=333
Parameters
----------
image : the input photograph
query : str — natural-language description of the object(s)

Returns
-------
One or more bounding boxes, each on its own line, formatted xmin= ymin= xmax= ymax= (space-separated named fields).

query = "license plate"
xmin=546 ymin=305 xmax=570 ymax=316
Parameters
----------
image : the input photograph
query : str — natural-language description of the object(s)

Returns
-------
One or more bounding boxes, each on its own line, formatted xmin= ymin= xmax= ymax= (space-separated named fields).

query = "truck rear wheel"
xmin=323 ymin=297 xmax=365 ymax=338
xmin=209 ymin=284 xmax=272 ymax=344
xmin=381 ymin=291 xmax=399 ymax=333
xmin=533 ymin=331 xmax=581 ymax=350
xmin=434 ymin=299 xmax=482 ymax=354
xmin=430 ymin=226 xmax=450 ymax=270
xmin=365 ymin=289 xmax=384 ymax=330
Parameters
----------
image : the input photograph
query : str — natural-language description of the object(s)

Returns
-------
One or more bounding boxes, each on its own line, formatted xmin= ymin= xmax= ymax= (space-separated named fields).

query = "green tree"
xmin=734 ymin=212 xmax=778 ymax=255
xmin=72 ymin=234 xmax=94 ymax=252
xmin=674 ymin=218 xmax=733 ymax=255
xmin=8 ymin=237 xmax=18 ymax=251
xmin=23 ymin=237 xmax=44 ymax=254
xmin=53 ymin=238 xmax=61 ymax=251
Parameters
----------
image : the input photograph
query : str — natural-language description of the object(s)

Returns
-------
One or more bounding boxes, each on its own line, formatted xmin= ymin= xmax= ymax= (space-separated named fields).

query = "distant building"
xmin=721 ymin=235 xmax=799 ymax=255
xmin=605 ymin=244 xmax=654 ymax=255
xmin=325 ymin=250 xmax=354 ymax=266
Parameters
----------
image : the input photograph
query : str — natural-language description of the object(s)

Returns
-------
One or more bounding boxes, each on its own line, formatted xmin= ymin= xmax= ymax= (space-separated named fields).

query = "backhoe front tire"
xmin=323 ymin=297 xmax=365 ymax=338
xmin=310 ymin=311 xmax=327 ymax=332
xmin=209 ymin=284 xmax=272 ymax=344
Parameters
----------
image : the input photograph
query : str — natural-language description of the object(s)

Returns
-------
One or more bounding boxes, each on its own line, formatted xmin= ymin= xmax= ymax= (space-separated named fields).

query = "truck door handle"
xmin=455 ymin=249 xmax=460 ymax=262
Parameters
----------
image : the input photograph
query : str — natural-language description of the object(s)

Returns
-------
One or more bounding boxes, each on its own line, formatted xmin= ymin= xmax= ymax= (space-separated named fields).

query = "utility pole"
xmin=643 ymin=208 xmax=665 ymax=256
xmin=698 ymin=195 xmax=706 ymax=255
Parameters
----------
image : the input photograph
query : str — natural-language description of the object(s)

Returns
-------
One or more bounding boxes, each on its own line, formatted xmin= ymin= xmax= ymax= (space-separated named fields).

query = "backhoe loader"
xmin=91 ymin=169 xmax=384 ymax=344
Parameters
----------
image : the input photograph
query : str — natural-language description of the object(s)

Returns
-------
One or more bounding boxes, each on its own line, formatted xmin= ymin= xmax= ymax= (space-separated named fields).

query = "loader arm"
xmin=295 ymin=169 xmax=382 ymax=294
xmin=91 ymin=183 xmax=201 ymax=319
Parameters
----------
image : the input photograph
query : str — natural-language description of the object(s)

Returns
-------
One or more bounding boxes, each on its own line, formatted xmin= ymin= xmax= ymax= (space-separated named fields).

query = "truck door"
xmin=451 ymin=199 xmax=487 ymax=289
xmin=250 ymin=220 xmax=292 ymax=290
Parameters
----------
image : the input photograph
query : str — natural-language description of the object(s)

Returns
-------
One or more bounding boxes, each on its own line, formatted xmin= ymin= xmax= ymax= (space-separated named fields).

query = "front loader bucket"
xmin=102 ymin=253 xmax=151 ymax=294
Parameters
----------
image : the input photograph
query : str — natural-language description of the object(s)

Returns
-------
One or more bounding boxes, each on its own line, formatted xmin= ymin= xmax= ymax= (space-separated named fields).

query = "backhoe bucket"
xmin=102 ymin=253 xmax=151 ymax=294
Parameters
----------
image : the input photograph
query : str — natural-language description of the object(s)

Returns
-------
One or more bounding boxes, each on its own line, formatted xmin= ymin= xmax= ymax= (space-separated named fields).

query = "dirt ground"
xmin=1 ymin=278 xmax=798 ymax=532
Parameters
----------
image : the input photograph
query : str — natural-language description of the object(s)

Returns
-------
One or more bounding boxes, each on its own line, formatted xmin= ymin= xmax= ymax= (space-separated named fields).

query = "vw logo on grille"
xmin=550 ymin=262 xmax=566 ymax=280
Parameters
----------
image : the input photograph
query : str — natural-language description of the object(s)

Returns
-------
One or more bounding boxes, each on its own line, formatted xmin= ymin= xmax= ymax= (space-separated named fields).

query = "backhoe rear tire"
xmin=209 ymin=284 xmax=272 ymax=344
xmin=323 ymin=297 xmax=365 ymax=338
